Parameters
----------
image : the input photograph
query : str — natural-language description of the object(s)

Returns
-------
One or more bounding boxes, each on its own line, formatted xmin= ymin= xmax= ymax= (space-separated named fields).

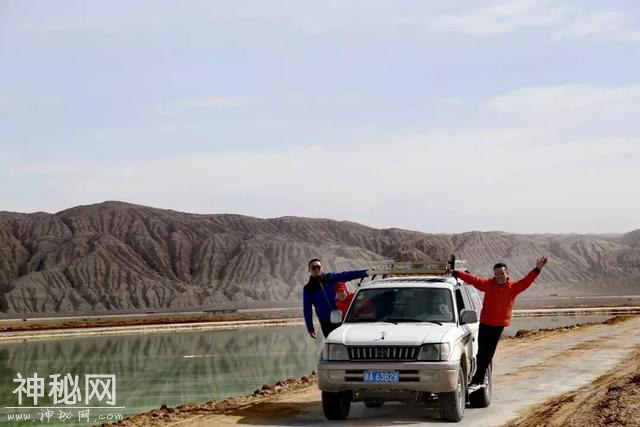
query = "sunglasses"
xmin=310 ymin=265 xmax=322 ymax=270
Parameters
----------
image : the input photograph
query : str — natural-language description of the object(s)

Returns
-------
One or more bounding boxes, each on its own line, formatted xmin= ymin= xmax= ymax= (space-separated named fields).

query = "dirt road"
xmin=114 ymin=314 xmax=640 ymax=426
xmin=505 ymin=346 xmax=640 ymax=426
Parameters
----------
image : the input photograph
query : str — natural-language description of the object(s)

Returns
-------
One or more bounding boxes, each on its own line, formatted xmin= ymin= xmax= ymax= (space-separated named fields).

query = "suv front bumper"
xmin=317 ymin=360 xmax=461 ymax=393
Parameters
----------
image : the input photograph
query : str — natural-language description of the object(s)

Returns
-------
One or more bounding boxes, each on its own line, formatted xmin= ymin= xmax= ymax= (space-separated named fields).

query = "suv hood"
xmin=329 ymin=322 xmax=456 ymax=346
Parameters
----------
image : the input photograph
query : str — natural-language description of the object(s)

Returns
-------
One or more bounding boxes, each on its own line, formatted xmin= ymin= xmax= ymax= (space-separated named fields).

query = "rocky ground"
xmin=107 ymin=315 xmax=640 ymax=427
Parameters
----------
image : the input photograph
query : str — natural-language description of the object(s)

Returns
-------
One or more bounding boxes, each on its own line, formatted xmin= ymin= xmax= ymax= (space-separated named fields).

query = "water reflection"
xmin=0 ymin=326 xmax=323 ymax=424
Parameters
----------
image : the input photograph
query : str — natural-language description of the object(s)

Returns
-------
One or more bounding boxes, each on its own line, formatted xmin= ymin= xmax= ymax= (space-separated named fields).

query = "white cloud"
xmin=486 ymin=83 xmax=640 ymax=113
xmin=432 ymin=0 xmax=640 ymax=42
xmin=554 ymin=11 xmax=640 ymax=42
xmin=432 ymin=0 xmax=570 ymax=35
xmin=482 ymin=84 xmax=640 ymax=141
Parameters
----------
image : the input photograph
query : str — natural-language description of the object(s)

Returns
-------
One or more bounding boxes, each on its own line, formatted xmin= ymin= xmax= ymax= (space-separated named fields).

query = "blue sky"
xmin=1 ymin=0 xmax=639 ymax=233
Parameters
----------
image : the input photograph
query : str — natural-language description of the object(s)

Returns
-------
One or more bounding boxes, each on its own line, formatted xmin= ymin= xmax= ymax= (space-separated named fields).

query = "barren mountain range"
xmin=0 ymin=201 xmax=638 ymax=314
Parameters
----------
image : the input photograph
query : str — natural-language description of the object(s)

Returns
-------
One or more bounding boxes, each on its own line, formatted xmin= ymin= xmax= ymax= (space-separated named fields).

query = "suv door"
xmin=455 ymin=286 xmax=478 ymax=382
xmin=462 ymin=285 xmax=481 ymax=377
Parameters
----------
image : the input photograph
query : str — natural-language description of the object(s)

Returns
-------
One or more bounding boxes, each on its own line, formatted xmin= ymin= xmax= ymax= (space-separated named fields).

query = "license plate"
xmin=363 ymin=370 xmax=399 ymax=383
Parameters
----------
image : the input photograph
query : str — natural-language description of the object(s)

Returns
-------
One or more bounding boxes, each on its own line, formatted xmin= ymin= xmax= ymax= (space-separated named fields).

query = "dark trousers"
xmin=320 ymin=321 xmax=340 ymax=338
xmin=472 ymin=323 xmax=504 ymax=384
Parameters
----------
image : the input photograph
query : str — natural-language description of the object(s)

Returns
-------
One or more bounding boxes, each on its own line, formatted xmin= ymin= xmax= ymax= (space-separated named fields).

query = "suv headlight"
xmin=417 ymin=343 xmax=451 ymax=361
xmin=322 ymin=343 xmax=349 ymax=361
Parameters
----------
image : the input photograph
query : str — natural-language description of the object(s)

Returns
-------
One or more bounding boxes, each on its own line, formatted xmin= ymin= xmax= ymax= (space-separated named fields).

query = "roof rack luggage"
xmin=367 ymin=255 xmax=466 ymax=279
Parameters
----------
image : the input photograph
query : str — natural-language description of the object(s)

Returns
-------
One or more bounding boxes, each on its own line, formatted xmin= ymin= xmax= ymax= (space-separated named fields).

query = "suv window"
xmin=456 ymin=287 xmax=476 ymax=316
xmin=464 ymin=286 xmax=482 ymax=311
xmin=346 ymin=287 xmax=455 ymax=323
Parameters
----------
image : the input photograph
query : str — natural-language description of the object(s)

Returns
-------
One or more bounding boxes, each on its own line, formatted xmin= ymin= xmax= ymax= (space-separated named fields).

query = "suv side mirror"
xmin=459 ymin=309 xmax=478 ymax=325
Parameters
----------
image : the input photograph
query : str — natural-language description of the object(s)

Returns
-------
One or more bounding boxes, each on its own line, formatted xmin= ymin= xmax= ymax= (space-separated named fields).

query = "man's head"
xmin=308 ymin=258 xmax=323 ymax=277
xmin=493 ymin=262 xmax=508 ymax=284
xmin=335 ymin=282 xmax=348 ymax=301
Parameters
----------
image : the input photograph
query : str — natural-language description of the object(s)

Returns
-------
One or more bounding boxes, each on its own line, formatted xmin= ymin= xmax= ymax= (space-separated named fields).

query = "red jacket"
xmin=455 ymin=269 xmax=540 ymax=326
xmin=336 ymin=293 xmax=355 ymax=317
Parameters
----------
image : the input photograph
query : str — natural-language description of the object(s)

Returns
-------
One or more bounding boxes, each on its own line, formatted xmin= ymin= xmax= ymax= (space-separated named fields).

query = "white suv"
xmin=317 ymin=275 xmax=492 ymax=422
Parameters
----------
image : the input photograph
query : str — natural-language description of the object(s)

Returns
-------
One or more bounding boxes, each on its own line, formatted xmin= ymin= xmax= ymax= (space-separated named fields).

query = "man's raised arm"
xmin=452 ymin=270 xmax=491 ymax=292
xmin=327 ymin=269 xmax=368 ymax=283
xmin=512 ymin=256 xmax=548 ymax=295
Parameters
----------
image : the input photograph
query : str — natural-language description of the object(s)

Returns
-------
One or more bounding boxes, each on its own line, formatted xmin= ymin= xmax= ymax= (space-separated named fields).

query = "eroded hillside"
xmin=0 ymin=201 xmax=638 ymax=313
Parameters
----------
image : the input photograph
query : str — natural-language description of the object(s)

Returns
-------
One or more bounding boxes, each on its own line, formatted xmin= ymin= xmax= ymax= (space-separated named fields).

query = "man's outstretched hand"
xmin=308 ymin=331 xmax=316 ymax=339
xmin=536 ymin=256 xmax=549 ymax=270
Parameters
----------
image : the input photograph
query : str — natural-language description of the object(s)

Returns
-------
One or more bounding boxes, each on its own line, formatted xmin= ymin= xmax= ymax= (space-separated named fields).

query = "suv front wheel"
xmin=438 ymin=365 xmax=466 ymax=422
xmin=322 ymin=391 xmax=351 ymax=420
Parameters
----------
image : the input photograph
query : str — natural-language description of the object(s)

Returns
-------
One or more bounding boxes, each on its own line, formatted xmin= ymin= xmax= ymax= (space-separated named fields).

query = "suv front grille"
xmin=348 ymin=346 xmax=419 ymax=361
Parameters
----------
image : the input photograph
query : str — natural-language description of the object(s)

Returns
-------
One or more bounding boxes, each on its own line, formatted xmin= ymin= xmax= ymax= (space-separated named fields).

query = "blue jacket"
xmin=303 ymin=269 xmax=368 ymax=333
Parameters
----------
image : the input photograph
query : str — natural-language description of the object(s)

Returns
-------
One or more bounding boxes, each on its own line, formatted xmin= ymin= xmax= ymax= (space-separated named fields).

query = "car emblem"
xmin=380 ymin=331 xmax=386 ymax=340
xmin=375 ymin=347 xmax=389 ymax=358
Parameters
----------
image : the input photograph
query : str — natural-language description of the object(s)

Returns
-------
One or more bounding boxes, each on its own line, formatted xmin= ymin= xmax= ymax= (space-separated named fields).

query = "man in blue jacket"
xmin=303 ymin=258 xmax=368 ymax=339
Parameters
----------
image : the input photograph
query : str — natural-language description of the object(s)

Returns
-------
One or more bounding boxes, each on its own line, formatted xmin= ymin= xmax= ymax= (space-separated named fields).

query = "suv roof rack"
xmin=367 ymin=255 xmax=466 ymax=279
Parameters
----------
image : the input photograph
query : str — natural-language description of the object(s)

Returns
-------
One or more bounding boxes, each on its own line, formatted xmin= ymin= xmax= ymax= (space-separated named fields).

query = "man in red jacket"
xmin=453 ymin=256 xmax=548 ymax=386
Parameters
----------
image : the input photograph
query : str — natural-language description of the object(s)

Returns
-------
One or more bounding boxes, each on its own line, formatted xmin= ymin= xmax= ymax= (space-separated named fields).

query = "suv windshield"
xmin=345 ymin=287 xmax=455 ymax=323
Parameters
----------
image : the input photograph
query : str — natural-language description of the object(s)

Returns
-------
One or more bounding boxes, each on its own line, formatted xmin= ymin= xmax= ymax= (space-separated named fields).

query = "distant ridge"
xmin=0 ymin=201 xmax=638 ymax=314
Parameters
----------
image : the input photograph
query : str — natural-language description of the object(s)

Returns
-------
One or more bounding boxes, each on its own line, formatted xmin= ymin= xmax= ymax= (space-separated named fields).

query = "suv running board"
xmin=467 ymin=384 xmax=486 ymax=393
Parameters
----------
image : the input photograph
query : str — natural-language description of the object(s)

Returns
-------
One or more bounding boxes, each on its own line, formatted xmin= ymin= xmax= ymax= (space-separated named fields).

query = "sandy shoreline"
xmin=0 ymin=318 xmax=307 ymax=342
xmin=0 ymin=310 xmax=302 ymax=342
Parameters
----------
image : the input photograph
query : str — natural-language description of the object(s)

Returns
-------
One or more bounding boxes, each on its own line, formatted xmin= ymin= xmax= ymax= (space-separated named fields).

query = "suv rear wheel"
xmin=438 ymin=365 xmax=466 ymax=422
xmin=322 ymin=391 xmax=351 ymax=420
xmin=469 ymin=362 xmax=492 ymax=408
